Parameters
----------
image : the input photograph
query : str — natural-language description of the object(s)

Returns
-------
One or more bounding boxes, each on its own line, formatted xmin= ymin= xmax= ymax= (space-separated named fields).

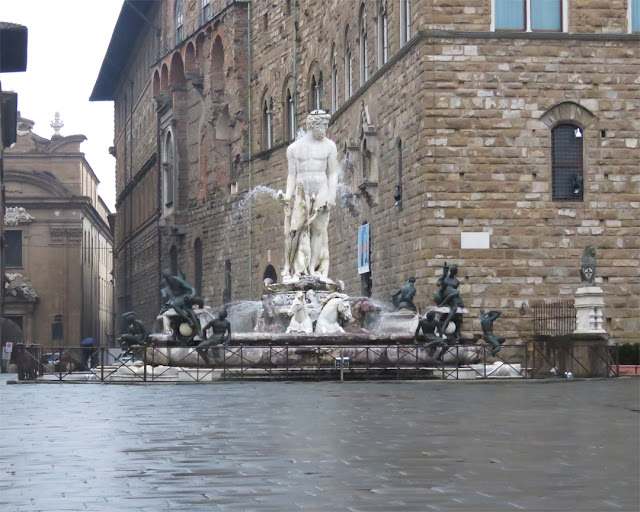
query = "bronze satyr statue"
xmin=391 ymin=277 xmax=417 ymax=312
xmin=415 ymin=310 xmax=451 ymax=360
xmin=196 ymin=309 xmax=231 ymax=364
xmin=434 ymin=262 xmax=464 ymax=339
xmin=580 ymin=245 xmax=597 ymax=285
xmin=119 ymin=312 xmax=149 ymax=355
xmin=480 ymin=309 xmax=506 ymax=356
xmin=160 ymin=268 xmax=202 ymax=341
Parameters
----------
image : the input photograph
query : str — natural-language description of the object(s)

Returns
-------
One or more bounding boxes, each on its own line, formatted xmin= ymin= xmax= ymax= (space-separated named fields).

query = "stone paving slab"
xmin=1 ymin=375 xmax=638 ymax=511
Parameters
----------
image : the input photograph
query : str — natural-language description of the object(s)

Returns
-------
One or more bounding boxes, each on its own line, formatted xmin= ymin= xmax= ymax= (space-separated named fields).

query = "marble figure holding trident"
xmin=277 ymin=110 xmax=338 ymax=283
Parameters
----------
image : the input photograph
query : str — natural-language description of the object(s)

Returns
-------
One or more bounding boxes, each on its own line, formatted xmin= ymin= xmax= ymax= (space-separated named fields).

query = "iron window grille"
xmin=552 ymin=124 xmax=583 ymax=202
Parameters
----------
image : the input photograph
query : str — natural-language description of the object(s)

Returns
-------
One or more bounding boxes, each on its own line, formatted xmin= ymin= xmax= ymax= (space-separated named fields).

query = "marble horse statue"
xmin=286 ymin=291 xmax=313 ymax=333
xmin=316 ymin=293 xmax=353 ymax=333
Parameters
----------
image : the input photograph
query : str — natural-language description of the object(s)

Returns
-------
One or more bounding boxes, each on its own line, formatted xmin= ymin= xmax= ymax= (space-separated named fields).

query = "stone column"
xmin=574 ymin=286 xmax=606 ymax=334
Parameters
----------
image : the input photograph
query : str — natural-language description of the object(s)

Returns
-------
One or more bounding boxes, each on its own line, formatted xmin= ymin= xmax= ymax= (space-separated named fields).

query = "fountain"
xmin=114 ymin=111 xmax=511 ymax=379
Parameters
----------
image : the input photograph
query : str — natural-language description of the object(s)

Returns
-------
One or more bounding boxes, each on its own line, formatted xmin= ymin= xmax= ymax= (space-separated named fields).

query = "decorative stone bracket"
xmin=4 ymin=206 xmax=35 ymax=226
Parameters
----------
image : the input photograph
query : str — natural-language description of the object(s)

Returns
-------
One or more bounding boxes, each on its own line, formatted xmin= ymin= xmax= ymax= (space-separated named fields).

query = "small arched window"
xmin=263 ymin=264 xmax=278 ymax=283
xmin=310 ymin=73 xmax=323 ymax=111
xmin=262 ymin=95 xmax=273 ymax=150
xmin=552 ymin=124 xmax=584 ymax=201
xmin=169 ymin=246 xmax=178 ymax=276
xmin=378 ymin=1 xmax=389 ymax=67
xmin=194 ymin=238 xmax=203 ymax=297
xmin=285 ymin=86 xmax=295 ymax=140
xmin=174 ymin=0 xmax=184 ymax=43
xmin=344 ymin=25 xmax=353 ymax=100
xmin=359 ymin=4 xmax=368 ymax=86
xmin=400 ymin=0 xmax=411 ymax=45
xmin=163 ymin=131 xmax=175 ymax=207
xmin=331 ymin=43 xmax=339 ymax=113
xmin=395 ymin=138 xmax=403 ymax=205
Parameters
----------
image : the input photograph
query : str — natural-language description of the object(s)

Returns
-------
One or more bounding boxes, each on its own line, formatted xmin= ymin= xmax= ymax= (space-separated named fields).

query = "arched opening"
xmin=552 ymin=124 xmax=584 ymax=201
xmin=185 ymin=42 xmax=197 ymax=75
xmin=194 ymin=238 xmax=203 ymax=297
xmin=160 ymin=64 xmax=170 ymax=93
xmin=195 ymin=32 xmax=207 ymax=69
xmin=223 ymin=259 xmax=232 ymax=304
xmin=169 ymin=246 xmax=178 ymax=275
xmin=169 ymin=52 xmax=186 ymax=86
xmin=263 ymin=264 xmax=278 ymax=283
xmin=378 ymin=1 xmax=388 ymax=68
xmin=152 ymin=70 xmax=161 ymax=98
xmin=309 ymin=71 xmax=323 ymax=111
xmin=163 ymin=131 xmax=175 ymax=207
xmin=215 ymin=105 xmax=231 ymax=140
xmin=395 ymin=138 xmax=403 ymax=206
xmin=284 ymin=81 xmax=295 ymax=141
xmin=331 ymin=42 xmax=338 ymax=113
xmin=361 ymin=139 xmax=371 ymax=180
xmin=262 ymin=93 xmax=273 ymax=150
xmin=359 ymin=3 xmax=368 ymax=86
xmin=211 ymin=36 xmax=225 ymax=96
xmin=400 ymin=0 xmax=411 ymax=45
xmin=174 ymin=0 xmax=184 ymax=43
xmin=344 ymin=25 xmax=353 ymax=100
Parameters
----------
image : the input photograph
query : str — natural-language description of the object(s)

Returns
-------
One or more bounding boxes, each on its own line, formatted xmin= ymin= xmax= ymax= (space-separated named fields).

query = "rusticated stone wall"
xmin=108 ymin=0 xmax=639 ymax=343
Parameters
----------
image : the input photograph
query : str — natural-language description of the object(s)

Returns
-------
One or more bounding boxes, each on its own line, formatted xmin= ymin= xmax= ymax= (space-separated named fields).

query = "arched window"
xmin=400 ymin=0 xmax=411 ymax=45
xmin=331 ymin=43 xmax=339 ymax=113
xmin=262 ymin=94 xmax=273 ymax=150
xmin=395 ymin=138 xmax=403 ymax=206
xmin=359 ymin=4 xmax=368 ymax=86
xmin=223 ymin=259 xmax=232 ymax=304
xmin=163 ymin=131 xmax=175 ymax=207
xmin=378 ymin=1 xmax=389 ymax=68
xmin=310 ymin=72 xmax=323 ymax=111
xmin=169 ymin=246 xmax=178 ymax=275
xmin=200 ymin=0 xmax=212 ymax=24
xmin=284 ymin=81 xmax=296 ymax=140
xmin=361 ymin=139 xmax=371 ymax=180
xmin=211 ymin=36 xmax=225 ymax=97
xmin=552 ymin=124 xmax=584 ymax=201
xmin=344 ymin=25 xmax=353 ymax=100
xmin=194 ymin=238 xmax=203 ymax=297
xmin=263 ymin=264 xmax=278 ymax=283
xmin=174 ymin=0 xmax=184 ymax=43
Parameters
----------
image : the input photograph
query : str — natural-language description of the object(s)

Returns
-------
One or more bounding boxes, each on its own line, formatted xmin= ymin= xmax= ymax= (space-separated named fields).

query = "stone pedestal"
xmin=373 ymin=309 xmax=420 ymax=334
xmin=574 ymin=286 xmax=606 ymax=334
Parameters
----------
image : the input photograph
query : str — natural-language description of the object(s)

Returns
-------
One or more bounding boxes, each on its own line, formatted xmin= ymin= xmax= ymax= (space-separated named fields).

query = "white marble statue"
xmin=286 ymin=291 xmax=313 ymax=333
xmin=277 ymin=110 xmax=338 ymax=283
xmin=316 ymin=293 xmax=353 ymax=333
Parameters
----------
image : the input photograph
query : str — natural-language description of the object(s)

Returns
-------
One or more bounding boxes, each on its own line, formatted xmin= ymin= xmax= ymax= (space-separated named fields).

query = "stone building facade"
xmin=3 ymin=115 xmax=115 ymax=349
xmin=93 ymin=0 xmax=639 ymax=343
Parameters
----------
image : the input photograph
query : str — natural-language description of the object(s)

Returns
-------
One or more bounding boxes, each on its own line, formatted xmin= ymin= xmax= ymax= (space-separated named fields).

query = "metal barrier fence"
xmin=532 ymin=299 xmax=576 ymax=336
xmin=13 ymin=342 xmax=620 ymax=383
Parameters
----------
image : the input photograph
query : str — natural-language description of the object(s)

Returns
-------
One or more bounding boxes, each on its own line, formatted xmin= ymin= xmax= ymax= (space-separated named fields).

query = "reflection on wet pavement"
xmin=1 ymin=377 xmax=638 ymax=511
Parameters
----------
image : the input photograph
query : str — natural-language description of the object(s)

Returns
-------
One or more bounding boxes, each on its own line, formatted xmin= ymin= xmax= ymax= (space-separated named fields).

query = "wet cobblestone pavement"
xmin=1 ymin=376 xmax=638 ymax=511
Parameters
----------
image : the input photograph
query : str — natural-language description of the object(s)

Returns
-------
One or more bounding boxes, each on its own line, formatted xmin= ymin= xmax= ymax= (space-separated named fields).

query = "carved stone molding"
xmin=4 ymin=207 xmax=35 ymax=226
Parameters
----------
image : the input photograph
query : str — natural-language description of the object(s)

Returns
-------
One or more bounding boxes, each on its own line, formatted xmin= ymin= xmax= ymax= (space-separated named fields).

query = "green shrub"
xmin=618 ymin=343 xmax=640 ymax=365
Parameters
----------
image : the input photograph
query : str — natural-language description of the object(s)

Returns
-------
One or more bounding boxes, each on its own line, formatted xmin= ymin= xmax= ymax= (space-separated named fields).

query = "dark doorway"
xmin=263 ymin=264 xmax=278 ymax=283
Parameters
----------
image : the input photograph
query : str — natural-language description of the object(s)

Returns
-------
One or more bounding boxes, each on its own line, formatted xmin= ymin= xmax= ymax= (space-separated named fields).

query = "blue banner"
xmin=358 ymin=224 xmax=370 ymax=274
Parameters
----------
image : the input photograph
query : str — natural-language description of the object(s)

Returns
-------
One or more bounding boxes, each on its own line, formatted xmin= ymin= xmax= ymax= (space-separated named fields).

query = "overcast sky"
xmin=1 ymin=0 xmax=123 ymax=211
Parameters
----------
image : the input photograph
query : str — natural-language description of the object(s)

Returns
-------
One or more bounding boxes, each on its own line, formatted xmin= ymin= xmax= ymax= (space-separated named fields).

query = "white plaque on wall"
xmin=461 ymin=232 xmax=490 ymax=249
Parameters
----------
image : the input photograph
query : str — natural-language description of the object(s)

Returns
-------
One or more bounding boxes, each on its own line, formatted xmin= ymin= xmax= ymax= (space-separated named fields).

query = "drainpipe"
xmin=293 ymin=0 xmax=297 ymax=130
xmin=247 ymin=2 xmax=253 ymax=301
